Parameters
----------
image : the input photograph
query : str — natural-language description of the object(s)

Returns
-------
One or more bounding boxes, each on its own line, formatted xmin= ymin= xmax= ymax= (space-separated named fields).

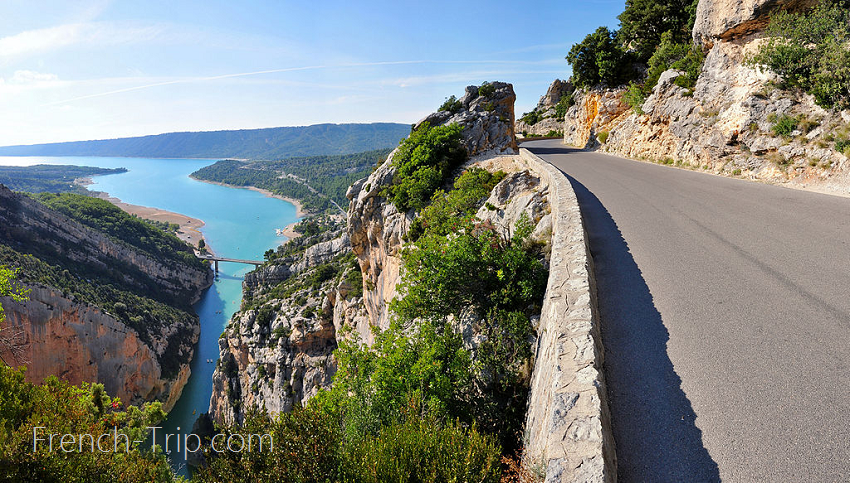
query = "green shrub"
xmin=553 ymin=94 xmax=575 ymax=119
xmin=623 ymin=83 xmax=647 ymax=114
xmin=391 ymin=214 xmax=547 ymax=450
xmin=382 ymin=123 xmax=467 ymax=213
xmin=519 ymin=109 xmax=542 ymax=125
xmin=0 ymin=365 xmax=174 ymax=483
xmin=438 ymin=95 xmax=462 ymax=114
xmin=407 ymin=167 xmax=505 ymax=242
xmin=346 ymin=416 xmax=501 ymax=483
xmin=196 ymin=408 xmax=345 ymax=483
xmin=597 ymin=131 xmax=610 ymax=144
xmin=771 ymin=114 xmax=799 ymax=137
xmin=478 ymin=81 xmax=496 ymax=98
xmin=196 ymin=407 xmax=501 ymax=483
xmin=748 ymin=1 xmax=850 ymax=109
xmin=643 ymin=31 xmax=705 ymax=94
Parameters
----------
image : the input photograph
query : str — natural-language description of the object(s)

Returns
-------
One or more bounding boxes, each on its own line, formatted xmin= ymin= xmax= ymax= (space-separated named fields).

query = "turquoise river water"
xmin=0 ymin=156 xmax=301 ymax=476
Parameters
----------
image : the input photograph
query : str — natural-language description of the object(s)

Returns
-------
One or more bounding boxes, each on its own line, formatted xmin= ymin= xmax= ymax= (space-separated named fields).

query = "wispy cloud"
xmin=0 ymin=21 xmax=164 ymax=58
xmin=4 ymin=70 xmax=60 ymax=85
xmin=41 ymin=60 xmax=564 ymax=107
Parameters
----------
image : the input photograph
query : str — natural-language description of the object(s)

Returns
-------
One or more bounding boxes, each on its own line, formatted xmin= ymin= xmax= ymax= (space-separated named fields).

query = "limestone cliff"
xmin=0 ymin=286 xmax=192 ymax=411
xmin=209 ymin=221 xmax=368 ymax=425
xmin=348 ymin=82 xmax=520 ymax=334
xmin=0 ymin=185 xmax=212 ymax=411
xmin=561 ymin=0 xmax=850 ymax=195
xmin=516 ymin=79 xmax=575 ymax=137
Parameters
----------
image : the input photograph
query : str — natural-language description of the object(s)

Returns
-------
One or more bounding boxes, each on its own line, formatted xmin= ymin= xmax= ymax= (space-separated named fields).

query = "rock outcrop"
xmin=349 ymin=82 xmax=520 ymax=334
xmin=416 ymin=82 xmax=518 ymax=156
xmin=517 ymin=79 xmax=574 ymax=137
xmin=693 ymin=0 xmax=818 ymax=47
xmin=562 ymin=0 xmax=850 ymax=195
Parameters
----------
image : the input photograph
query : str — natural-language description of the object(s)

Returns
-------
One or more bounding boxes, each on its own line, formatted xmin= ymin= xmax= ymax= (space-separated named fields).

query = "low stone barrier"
xmin=520 ymin=148 xmax=616 ymax=482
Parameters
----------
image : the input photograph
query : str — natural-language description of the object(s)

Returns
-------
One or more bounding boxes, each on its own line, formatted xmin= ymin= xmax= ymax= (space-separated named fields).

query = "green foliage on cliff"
xmin=553 ymin=93 xmax=575 ymax=119
xmin=407 ymin=167 xmax=505 ymax=241
xmin=383 ymin=123 xmax=467 ymax=213
xmin=314 ymin=319 xmax=473 ymax=439
xmin=191 ymin=149 xmax=390 ymax=213
xmin=566 ymin=0 xmax=702 ymax=91
xmin=567 ymin=26 xmax=636 ymax=89
xmin=0 ymin=165 xmax=127 ymax=195
xmin=624 ymin=31 xmax=706 ymax=112
xmin=34 ymin=193 xmax=203 ymax=270
xmin=617 ymin=0 xmax=699 ymax=61
xmin=0 ymin=365 xmax=176 ymax=483
xmin=748 ymin=0 xmax=850 ymax=109
xmin=438 ymin=95 xmax=463 ymax=114
xmin=0 ymin=266 xmax=28 ymax=323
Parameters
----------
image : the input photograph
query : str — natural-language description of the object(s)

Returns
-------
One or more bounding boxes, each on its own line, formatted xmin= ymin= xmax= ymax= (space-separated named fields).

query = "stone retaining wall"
xmin=520 ymin=148 xmax=616 ymax=482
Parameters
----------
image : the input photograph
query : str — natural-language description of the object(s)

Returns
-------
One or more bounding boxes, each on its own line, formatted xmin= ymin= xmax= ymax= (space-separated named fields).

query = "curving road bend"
xmin=525 ymin=139 xmax=850 ymax=482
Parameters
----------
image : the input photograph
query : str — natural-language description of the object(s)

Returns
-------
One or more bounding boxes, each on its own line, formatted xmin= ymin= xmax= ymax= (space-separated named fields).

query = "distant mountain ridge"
xmin=0 ymin=123 xmax=411 ymax=160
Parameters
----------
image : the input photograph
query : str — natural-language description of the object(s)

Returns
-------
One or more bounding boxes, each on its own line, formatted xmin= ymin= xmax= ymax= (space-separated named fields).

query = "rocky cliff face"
xmin=562 ymin=0 xmax=850 ymax=195
xmin=0 ymin=286 xmax=192 ymax=411
xmin=210 ymin=222 xmax=370 ymax=425
xmin=0 ymin=186 xmax=212 ymax=410
xmin=348 ymin=83 xmax=520 ymax=334
xmin=516 ymin=79 xmax=574 ymax=137
xmin=692 ymin=0 xmax=818 ymax=47
xmin=416 ymin=81 xmax=518 ymax=156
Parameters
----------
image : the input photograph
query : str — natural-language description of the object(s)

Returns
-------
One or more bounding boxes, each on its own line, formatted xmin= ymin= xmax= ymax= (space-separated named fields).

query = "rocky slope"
xmin=210 ymin=219 xmax=369 ymax=425
xmin=516 ymin=79 xmax=574 ymax=137
xmin=210 ymin=83 xmax=559 ymax=425
xmin=562 ymin=0 xmax=850 ymax=195
xmin=0 ymin=186 xmax=212 ymax=410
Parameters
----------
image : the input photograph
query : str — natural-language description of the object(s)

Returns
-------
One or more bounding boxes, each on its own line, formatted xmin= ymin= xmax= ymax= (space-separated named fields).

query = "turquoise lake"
xmin=0 ymin=156 xmax=301 ymax=475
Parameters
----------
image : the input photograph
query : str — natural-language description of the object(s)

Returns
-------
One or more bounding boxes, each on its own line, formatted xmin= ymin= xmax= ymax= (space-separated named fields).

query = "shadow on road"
xmin=562 ymin=171 xmax=721 ymax=482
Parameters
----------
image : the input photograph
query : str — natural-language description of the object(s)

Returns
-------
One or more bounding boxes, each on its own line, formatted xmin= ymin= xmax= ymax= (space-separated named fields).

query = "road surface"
xmin=526 ymin=139 xmax=850 ymax=482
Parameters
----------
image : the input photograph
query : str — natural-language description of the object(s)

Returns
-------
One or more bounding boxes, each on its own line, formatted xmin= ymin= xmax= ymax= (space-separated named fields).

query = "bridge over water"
xmin=197 ymin=254 xmax=263 ymax=272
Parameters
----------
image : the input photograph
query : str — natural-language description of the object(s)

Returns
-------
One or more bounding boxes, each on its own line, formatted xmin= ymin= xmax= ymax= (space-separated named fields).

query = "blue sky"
xmin=0 ymin=0 xmax=623 ymax=146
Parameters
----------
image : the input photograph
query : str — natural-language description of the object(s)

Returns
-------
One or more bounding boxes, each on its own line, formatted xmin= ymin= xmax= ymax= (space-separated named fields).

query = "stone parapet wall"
xmin=520 ymin=148 xmax=616 ymax=482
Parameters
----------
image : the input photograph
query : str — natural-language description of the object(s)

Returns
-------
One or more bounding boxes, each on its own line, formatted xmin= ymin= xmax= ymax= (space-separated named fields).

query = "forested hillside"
xmin=191 ymin=149 xmax=390 ymax=212
xmin=0 ymin=165 xmax=127 ymax=194
xmin=0 ymin=123 xmax=409 ymax=160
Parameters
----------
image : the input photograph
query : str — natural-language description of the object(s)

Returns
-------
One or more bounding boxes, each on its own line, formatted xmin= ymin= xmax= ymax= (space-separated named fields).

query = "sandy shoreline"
xmin=279 ymin=221 xmax=302 ymax=240
xmin=189 ymin=176 xmax=309 ymax=218
xmin=93 ymin=192 xmax=207 ymax=248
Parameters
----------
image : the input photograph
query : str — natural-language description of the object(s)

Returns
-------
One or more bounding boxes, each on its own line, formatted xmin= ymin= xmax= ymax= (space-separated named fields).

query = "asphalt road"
xmin=525 ymin=139 xmax=850 ymax=482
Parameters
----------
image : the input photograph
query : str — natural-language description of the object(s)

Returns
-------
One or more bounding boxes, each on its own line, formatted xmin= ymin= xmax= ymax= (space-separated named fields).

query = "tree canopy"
xmin=566 ymin=26 xmax=635 ymax=89
xmin=617 ymin=0 xmax=698 ymax=61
